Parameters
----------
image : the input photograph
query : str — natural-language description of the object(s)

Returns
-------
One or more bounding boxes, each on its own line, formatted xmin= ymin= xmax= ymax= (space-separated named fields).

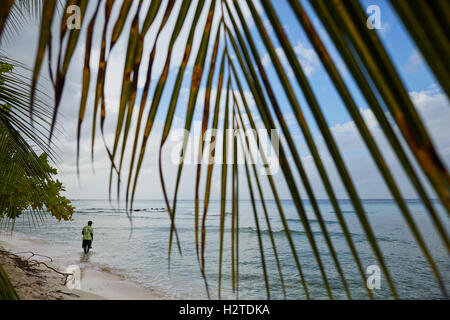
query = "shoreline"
xmin=0 ymin=234 xmax=165 ymax=300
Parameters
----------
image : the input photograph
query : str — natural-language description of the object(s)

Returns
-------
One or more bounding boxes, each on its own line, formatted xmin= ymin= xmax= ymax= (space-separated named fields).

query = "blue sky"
xmin=3 ymin=0 xmax=449 ymax=200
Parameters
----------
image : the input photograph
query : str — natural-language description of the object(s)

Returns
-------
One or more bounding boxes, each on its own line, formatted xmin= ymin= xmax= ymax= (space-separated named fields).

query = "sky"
xmin=2 ymin=0 xmax=449 ymax=201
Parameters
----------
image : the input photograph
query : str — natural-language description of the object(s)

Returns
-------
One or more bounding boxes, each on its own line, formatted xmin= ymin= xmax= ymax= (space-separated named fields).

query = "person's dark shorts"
xmin=82 ymin=240 xmax=92 ymax=248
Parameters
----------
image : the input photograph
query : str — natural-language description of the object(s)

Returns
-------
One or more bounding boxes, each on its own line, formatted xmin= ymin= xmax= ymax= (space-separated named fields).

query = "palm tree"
xmin=0 ymin=0 xmax=448 ymax=299
xmin=0 ymin=1 xmax=73 ymax=299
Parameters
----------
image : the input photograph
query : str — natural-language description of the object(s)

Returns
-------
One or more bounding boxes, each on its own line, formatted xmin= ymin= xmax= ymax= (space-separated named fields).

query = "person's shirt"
xmin=82 ymin=225 xmax=93 ymax=240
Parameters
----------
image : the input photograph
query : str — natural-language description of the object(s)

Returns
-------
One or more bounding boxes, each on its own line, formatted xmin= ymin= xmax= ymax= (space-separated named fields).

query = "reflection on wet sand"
xmin=80 ymin=252 xmax=91 ymax=263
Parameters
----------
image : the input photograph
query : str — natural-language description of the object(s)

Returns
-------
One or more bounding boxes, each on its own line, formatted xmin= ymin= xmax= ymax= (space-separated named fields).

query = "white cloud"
xmin=261 ymin=41 xmax=319 ymax=77
xmin=263 ymin=18 xmax=273 ymax=35
xmin=3 ymin=0 xmax=449 ymax=201
xmin=410 ymin=85 xmax=450 ymax=160
xmin=293 ymin=42 xmax=319 ymax=76
xmin=403 ymin=49 xmax=423 ymax=73
xmin=309 ymin=85 xmax=450 ymax=199
xmin=261 ymin=53 xmax=271 ymax=67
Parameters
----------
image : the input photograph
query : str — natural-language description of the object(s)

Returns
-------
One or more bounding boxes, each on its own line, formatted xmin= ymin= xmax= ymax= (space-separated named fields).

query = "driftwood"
xmin=0 ymin=249 xmax=73 ymax=285
xmin=13 ymin=251 xmax=53 ymax=262
xmin=55 ymin=289 xmax=80 ymax=298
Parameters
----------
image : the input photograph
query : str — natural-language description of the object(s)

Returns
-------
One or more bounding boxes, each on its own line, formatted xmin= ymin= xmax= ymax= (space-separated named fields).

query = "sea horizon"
xmin=2 ymin=198 xmax=448 ymax=300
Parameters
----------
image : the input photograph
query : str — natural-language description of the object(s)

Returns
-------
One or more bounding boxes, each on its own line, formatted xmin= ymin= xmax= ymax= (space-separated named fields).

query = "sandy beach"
xmin=0 ymin=235 xmax=164 ymax=300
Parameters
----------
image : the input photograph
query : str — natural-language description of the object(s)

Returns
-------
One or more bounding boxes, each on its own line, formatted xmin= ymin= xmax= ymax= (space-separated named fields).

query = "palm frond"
xmin=1 ymin=0 xmax=447 ymax=299
xmin=0 ymin=55 xmax=65 ymax=227
xmin=0 ymin=264 xmax=19 ymax=300
xmin=0 ymin=1 xmax=46 ymax=44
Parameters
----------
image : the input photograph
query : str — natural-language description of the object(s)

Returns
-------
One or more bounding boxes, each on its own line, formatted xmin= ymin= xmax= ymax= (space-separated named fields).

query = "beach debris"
xmin=13 ymin=251 xmax=53 ymax=262
xmin=0 ymin=249 xmax=73 ymax=286
xmin=55 ymin=290 xmax=80 ymax=298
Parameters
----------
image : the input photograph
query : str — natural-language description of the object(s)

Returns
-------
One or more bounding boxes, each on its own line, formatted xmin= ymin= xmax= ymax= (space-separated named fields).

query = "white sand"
xmin=0 ymin=236 xmax=163 ymax=300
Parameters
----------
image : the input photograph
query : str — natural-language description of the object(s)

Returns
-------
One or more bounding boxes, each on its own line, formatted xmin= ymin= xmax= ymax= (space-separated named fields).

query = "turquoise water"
xmin=5 ymin=199 xmax=450 ymax=299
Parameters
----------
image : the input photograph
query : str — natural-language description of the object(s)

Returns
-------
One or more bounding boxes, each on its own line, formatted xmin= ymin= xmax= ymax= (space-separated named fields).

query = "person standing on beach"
xmin=82 ymin=221 xmax=94 ymax=254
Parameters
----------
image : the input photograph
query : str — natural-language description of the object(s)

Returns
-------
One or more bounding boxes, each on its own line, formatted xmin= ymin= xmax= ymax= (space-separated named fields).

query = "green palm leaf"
xmin=1 ymin=0 xmax=447 ymax=300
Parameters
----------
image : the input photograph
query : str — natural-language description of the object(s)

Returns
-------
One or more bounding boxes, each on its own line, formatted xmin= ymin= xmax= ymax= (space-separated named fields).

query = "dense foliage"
xmin=0 ymin=61 xmax=74 ymax=223
xmin=0 ymin=149 xmax=74 ymax=222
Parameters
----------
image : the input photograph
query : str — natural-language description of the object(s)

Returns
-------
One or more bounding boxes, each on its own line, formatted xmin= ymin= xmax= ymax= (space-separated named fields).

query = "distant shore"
xmin=0 ymin=235 xmax=164 ymax=300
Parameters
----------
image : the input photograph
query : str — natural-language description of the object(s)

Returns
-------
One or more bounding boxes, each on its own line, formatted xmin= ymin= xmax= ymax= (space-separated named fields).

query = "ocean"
xmin=3 ymin=199 xmax=449 ymax=299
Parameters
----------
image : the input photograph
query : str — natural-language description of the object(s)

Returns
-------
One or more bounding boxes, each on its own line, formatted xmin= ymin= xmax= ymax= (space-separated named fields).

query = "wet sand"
xmin=0 ymin=235 xmax=164 ymax=300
